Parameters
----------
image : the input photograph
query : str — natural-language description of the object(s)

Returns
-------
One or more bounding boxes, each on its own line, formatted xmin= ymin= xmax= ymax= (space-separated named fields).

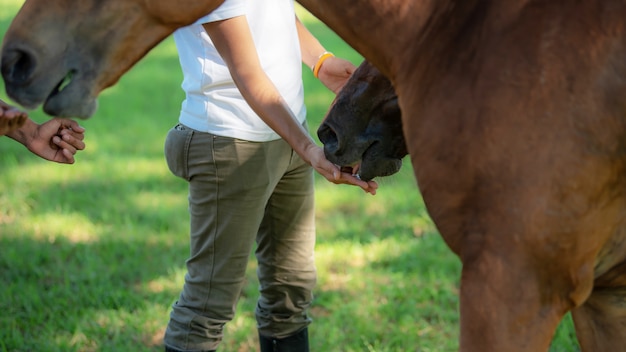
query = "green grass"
xmin=0 ymin=1 xmax=579 ymax=351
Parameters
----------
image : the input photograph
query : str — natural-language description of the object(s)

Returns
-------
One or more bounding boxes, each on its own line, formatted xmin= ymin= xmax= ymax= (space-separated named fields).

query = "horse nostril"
xmin=317 ymin=122 xmax=341 ymax=154
xmin=1 ymin=47 xmax=37 ymax=85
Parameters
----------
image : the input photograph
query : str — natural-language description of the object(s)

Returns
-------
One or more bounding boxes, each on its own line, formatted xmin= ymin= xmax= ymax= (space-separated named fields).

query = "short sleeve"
xmin=193 ymin=0 xmax=246 ymax=24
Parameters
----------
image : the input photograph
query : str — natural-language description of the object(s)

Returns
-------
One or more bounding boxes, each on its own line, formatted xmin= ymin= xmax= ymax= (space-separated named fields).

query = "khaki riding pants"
xmin=162 ymin=124 xmax=316 ymax=351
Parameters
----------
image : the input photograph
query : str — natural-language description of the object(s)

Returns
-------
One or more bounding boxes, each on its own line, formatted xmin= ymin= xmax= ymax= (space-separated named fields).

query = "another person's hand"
xmin=0 ymin=99 xmax=28 ymax=135
xmin=317 ymin=57 xmax=357 ymax=94
xmin=7 ymin=118 xmax=86 ymax=164
xmin=306 ymin=144 xmax=378 ymax=195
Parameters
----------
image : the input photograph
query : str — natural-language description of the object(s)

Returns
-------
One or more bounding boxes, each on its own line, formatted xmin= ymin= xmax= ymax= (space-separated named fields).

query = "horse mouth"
xmin=335 ymin=142 xmax=403 ymax=181
xmin=42 ymin=70 xmax=97 ymax=118
xmin=340 ymin=164 xmax=362 ymax=179
xmin=46 ymin=70 xmax=75 ymax=101
xmin=2 ymin=43 xmax=97 ymax=118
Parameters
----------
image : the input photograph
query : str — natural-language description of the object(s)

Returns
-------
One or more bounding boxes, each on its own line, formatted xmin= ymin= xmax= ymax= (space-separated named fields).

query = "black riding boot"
xmin=258 ymin=328 xmax=310 ymax=352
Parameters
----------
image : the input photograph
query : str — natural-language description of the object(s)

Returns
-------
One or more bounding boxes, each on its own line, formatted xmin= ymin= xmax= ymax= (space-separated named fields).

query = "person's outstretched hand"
xmin=31 ymin=118 xmax=86 ymax=164
xmin=306 ymin=144 xmax=378 ymax=195
xmin=9 ymin=118 xmax=86 ymax=164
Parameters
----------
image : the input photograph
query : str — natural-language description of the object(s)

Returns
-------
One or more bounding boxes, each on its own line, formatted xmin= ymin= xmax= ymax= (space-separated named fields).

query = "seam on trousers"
xmin=199 ymin=134 xmax=219 ymax=318
xmin=183 ymin=128 xmax=194 ymax=181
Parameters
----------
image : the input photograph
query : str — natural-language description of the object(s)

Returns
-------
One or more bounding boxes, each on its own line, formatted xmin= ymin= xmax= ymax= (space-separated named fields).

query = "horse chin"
xmin=354 ymin=143 xmax=403 ymax=181
xmin=42 ymin=77 xmax=98 ymax=119
xmin=358 ymin=157 xmax=402 ymax=181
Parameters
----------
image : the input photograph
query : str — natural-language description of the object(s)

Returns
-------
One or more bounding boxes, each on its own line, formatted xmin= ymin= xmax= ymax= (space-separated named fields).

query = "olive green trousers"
xmin=163 ymin=124 xmax=316 ymax=352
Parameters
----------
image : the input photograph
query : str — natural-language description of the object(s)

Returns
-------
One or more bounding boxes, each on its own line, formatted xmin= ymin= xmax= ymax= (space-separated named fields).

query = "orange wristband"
xmin=312 ymin=51 xmax=334 ymax=78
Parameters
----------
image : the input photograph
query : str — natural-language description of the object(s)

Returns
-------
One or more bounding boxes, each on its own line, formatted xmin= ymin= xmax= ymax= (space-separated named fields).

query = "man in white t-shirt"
xmin=163 ymin=0 xmax=378 ymax=351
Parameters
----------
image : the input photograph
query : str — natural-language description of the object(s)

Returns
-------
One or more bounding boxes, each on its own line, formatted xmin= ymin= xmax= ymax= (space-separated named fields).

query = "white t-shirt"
xmin=173 ymin=0 xmax=306 ymax=142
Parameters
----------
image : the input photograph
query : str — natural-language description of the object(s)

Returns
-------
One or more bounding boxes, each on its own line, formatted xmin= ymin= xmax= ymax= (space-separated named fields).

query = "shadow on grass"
xmin=0 ymin=235 xmax=186 ymax=351
xmin=0 ymin=165 xmax=191 ymax=351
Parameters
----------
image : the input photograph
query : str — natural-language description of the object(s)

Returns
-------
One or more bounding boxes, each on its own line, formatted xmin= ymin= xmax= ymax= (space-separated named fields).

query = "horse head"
xmin=1 ymin=0 xmax=225 ymax=118
xmin=318 ymin=61 xmax=407 ymax=181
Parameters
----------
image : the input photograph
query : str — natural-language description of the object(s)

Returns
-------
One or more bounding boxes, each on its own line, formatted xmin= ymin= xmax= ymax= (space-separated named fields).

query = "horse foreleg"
xmin=456 ymin=245 xmax=588 ymax=352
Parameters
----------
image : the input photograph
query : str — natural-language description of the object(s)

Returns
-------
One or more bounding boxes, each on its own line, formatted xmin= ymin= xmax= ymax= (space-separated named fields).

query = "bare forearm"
xmin=204 ymin=17 xmax=318 ymax=161
xmin=236 ymin=74 xmax=317 ymax=162
xmin=296 ymin=15 xmax=327 ymax=69
xmin=201 ymin=15 xmax=377 ymax=194
xmin=295 ymin=16 xmax=356 ymax=93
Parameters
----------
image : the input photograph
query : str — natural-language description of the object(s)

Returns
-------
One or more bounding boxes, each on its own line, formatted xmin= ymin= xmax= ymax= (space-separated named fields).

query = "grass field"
xmin=0 ymin=1 xmax=579 ymax=351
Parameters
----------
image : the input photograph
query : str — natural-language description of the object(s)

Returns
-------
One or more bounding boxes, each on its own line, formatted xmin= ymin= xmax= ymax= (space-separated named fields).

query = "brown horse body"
xmin=316 ymin=2 xmax=626 ymax=348
xmin=3 ymin=0 xmax=626 ymax=351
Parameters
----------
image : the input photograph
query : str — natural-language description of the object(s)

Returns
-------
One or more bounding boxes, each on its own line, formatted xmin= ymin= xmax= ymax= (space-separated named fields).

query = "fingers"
xmin=317 ymin=163 xmax=378 ymax=195
xmin=64 ymin=119 xmax=86 ymax=135
xmin=337 ymin=171 xmax=378 ymax=195
xmin=310 ymin=146 xmax=379 ymax=195
xmin=53 ymin=126 xmax=85 ymax=163
xmin=53 ymin=133 xmax=85 ymax=154
xmin=61 ymin=148 xmax=76 ymax=164
xmin=55 ymin=119 xmax=86 ymax=154
xmin=56 ymin=119 xmax=86 ymax=139
xmin=58 ymin=129 xmax=86 ymax=148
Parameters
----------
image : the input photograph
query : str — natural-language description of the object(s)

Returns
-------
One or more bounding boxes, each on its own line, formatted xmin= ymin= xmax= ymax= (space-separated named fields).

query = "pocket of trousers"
xmin=164 ymin=124 xmax=193 ymax=180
